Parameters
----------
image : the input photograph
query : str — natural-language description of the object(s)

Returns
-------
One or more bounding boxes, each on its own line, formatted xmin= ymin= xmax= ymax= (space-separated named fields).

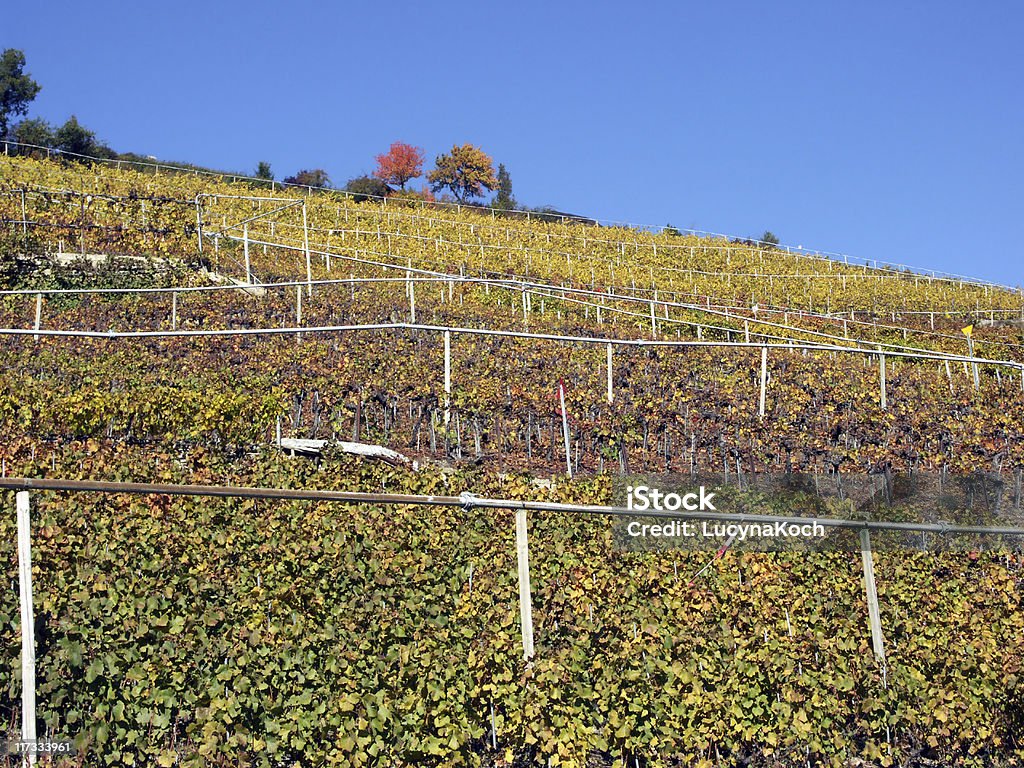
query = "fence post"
xmin=171 ymin=292 xmax=178 ymax=331
xmin=606 ymin=343 xmax=614 ymax=403
xmin=860 ymin=529 xmax=886 ymax=662
xmin=21 ymin=189 xmax=28 ymax=236
xmin=17 ymin=491 xmax=37 ymax=764
xmin=296 ymin=285 xmax=302 ymax=344
xmin=759 ymin=345 xmax=768 ymax=418
xmin=444 ymin=330 xmax=451 ymax=426
xmin=515 ymin=508 xmax=535 ymax=660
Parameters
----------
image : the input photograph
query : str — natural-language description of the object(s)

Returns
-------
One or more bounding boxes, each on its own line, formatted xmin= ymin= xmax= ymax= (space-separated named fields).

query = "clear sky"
xmin=7 ymin=1 xmax=1023 ymax=286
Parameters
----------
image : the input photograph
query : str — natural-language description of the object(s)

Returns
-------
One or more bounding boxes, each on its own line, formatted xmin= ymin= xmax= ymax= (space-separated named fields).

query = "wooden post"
xmin=243 ymin=222 xmax=251 ymax=283
xmin=860 ymin=529 xmax=886 ymax=662
xmin=879 ymin=352 xmax=887 ymax=410
xmin=559 ymin=381 xmax=572 ymax=478
xmin=444 ymin=330 xmax=451 ymax=426
xmin=302 ymin=201 xmax=312 ymax=296
xmin=759 ymin=345 xmax=768 ymax=418
xmin=17 ymin=491 xmax=37 ymax=763
xmin=602 ymin=342 xmax=610 ymax=403
xmin=33 ymin=294 xmax=41 ymax=341
xmin=515 ymin=508 xmax=535 ymax=660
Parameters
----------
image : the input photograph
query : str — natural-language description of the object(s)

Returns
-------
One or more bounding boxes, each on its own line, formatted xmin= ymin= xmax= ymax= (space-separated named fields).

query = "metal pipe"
xmin=1 ymin=476 xmax=1022 ymax=537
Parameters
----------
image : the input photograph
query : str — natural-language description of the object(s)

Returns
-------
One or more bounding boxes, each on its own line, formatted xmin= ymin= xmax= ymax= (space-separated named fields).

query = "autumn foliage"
xmin=427 ymin=143 xmax=498 ymax=202
xmin=373 ymin=141 xmax=425 ymax=191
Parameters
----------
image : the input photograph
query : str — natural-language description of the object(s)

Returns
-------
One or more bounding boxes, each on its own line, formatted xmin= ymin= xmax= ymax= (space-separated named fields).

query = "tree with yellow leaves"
xmin=427 ymin=143 xmax=498 ymax=202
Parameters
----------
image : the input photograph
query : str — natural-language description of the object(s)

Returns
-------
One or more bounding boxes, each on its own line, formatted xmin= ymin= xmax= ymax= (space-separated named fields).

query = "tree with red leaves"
xmin=373 ymin=142 xmax=425 ymax=191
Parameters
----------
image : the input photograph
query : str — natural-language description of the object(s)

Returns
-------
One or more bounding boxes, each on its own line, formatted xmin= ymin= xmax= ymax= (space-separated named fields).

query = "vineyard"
xmin=1 ymin=153 xmax=1024 ymax=766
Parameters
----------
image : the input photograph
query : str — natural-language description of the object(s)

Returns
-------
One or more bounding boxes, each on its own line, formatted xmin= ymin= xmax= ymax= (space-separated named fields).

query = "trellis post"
xmin=302 ymin=201 xmax=312 ymax=296
xmin=559 ymin=381 xmax=572 ymax=478
xmin=444 ymin=330 xmax=451 ymax=426
xmin=515 ymin=508 xmax=535 ymax=660
xmin=17 ymin=491 xmax=37 ymax=764
xmin=33 ymin=294 xmax=42 ymax=342
xmin=243 ymin=222 xmax=251 ymax=283
xmin=759 ymin=345 xmax=768 ymax=418
xmin=195 ymin=196 xmax=203 ymax=255
xmin=879 ymin=351 xmax=887 ymax=410
xmin=860 ymin=529 xmax=886 ymax=661
xmin=602 ymin=342 xmax=610 ymax=403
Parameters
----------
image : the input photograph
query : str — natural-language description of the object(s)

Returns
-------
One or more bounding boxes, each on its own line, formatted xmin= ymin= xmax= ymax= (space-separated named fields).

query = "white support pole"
xmin=444 ymin=330 xmax=451 ymax=427
xmin=21 ymin=189 xmax=28 ymax=236
xmin=968 ymin=337 xmax=980 ymax=391
xmin=171 ymin=292 xmax=178 ymax=330
xmin=559 ymin=382 xmax=572 ymax=478
xmin=195 ymin=197 xmax=203 ymax=255
xmin=409 ymin=280 xmax=416 ymax=323
xmin=879 ymin=352 xmax=887 ymax=410
xmin=302 ymin=201 xmax=312 ymax=297
xmin=860 ymin=529 xmax=886 ymax=662
xmin=295 ymin=285 xmax=302 ymax=343
xmin=650 ymin=300 xmax=657 ymax=338
xmin=17 ymin=491 xmax=37 ymax=763
xmin=33 ymin=294 xmax=41 ymax=342
xmin=243 ymin=222 xmax=251 ymax=283
xmin=759 ymin=345 xmax=768 ymax=418
xmin=602 ymin=342 xmax=610 ymax=403
xmin=515 ymin=508 xmax=535 ymax=660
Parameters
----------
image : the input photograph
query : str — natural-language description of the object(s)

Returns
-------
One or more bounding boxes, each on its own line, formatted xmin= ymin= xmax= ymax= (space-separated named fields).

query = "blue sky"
xmin=7 ymin=1 xmax=1023 ymax=285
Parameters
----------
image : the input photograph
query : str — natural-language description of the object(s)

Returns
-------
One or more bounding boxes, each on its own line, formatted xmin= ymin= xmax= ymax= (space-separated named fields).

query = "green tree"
xmin=284 ymin=169 xmax=330 ymax=188
xmin=759 ymin=230 xmax=780 ymax=247
xmin=427 ymin=144 xmax=498 ymax=202
xmin=493 ymin=163 xmax=516 ymax=210
xmin=344 ymin=175 xmax=389 ymax=202
xmin=255 ymin=161 xmax=274 ymax=180
xmin=0 ymin=49 xmax=41 ymax=138
xmin=12 ymin=117 xmax=53 ymax=150
xmin=54 ymin=115 xmax=99 ymax=159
